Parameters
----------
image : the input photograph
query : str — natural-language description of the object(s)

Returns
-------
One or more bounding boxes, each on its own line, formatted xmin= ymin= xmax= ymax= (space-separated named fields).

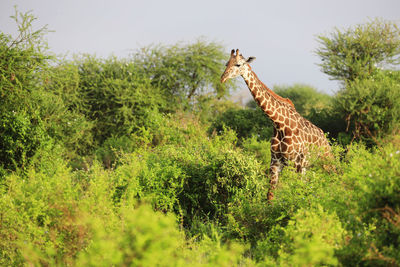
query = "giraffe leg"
xmin=294 ymin=153 xmax=307 ymax=175
xmin=267 ymin=156 xmax=284 ymax=201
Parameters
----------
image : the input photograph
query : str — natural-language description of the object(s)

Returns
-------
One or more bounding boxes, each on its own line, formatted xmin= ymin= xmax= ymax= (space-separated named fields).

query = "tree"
xmin=0 ymin=8 xmax=93 ymax=172
xmin=73 ymin=55 xmax=165 ymax=144
xmin=272 ymin=84 xmax=332 ymax=118
xmin=0 ymin=9 xmax=51 ymax=172
xmin=131 ymin=40 xmax=236 ymax=106
xmin=316 ymin=19 xmax=400 ymax=82
xmin=316 ymin=19 xmax=400 ymax=144
xmin=0 ymin=8 xmax=50 ymax=113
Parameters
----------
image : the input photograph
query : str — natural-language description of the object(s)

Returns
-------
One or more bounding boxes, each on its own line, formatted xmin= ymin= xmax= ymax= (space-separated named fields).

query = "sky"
xmin=1 ymin=0 xmax=399 ymax=100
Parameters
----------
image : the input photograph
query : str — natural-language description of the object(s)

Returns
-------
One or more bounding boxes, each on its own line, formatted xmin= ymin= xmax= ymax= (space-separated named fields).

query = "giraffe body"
xmin=221 ymin=49 xmax=330 ymax=201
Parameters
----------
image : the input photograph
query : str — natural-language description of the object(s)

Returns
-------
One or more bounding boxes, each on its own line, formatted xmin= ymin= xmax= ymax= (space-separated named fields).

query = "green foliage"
xmin=0 ymin=9 xmax=51 ymax=172
xmin=0 ymin=8 xmax=50 ymax=109
xmin=0 ymin=111 xmax=48 ymax=171
xmin=339 ymin=141 xmax=400 ymax=265
xmin=76 ymin=205 xmax=187 ymax=266
xmin=317 ymin=19 xmax=400 ymax=143
xmin=335 ymin=70 xmax=400 ymax=144
xmin=42 ymin=61 xmax=94 ymax=156
xmin=316 ymin=19 xmax=400 ymax=81
xmin=273 ymin=84 xmax=332 ymax=118
xmin=0 ymin=8 xmax=93 ymax=169
xmin=132 ymin=40 xmax=235 ymax=105
xmin=95 ymin=135 xmax=137 ymax=168
xmin=210 ymin=107 xmax=273 ymax=142
xmin=73 ymin=56 xmax=165 ymax=144
xmin=2 ymin=8 xmax=400 ymax=266
xmin=122 ymin=115 xmax=267 ymax=229
xmin=241 ymin=136 xmax=271 ymax=166
xmin=0 ymin=151 xmax=84 ymax=266
xmin=263 ymin=206 xmax=347 ymax=266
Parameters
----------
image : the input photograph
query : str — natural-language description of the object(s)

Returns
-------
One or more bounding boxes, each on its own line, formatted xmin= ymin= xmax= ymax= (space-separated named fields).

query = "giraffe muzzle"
xmin=220 ymin=73 xmax=228 ymax=83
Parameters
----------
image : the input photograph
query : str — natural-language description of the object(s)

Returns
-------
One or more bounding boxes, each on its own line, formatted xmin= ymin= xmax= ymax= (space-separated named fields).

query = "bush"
xmin=73 ymin=56 xmax=166 ymax=145
xmin=44 ymin=61 xmax=95 ymax=156
xmin=335 ymin=70 xmax=400 ymax=145
xmin=130 ymin=120 xmax=267 ymax=229
xmin=0 ymin=111 xmax=48 ymax=172
xmin=210 ymin=107 xmax=273 ymax=142
xmin=261 ymin=206 xmax=347 ymax=266
xmin=338 ymin=141 xmax=400 ymax=265
xmin=0 ymin=9 xmax=94 ymax=169
xmin=0 ymin=152 xmax=85 ymax=266
xmin=76 ymin=205 xmax=187 ymax=266
xmin=0 ymin=9 xmax=51 ymax=172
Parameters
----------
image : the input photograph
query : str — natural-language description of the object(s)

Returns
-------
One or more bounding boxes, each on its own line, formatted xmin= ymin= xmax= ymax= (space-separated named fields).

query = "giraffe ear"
xmin=246 ymin=57 xmax=256 ymax=63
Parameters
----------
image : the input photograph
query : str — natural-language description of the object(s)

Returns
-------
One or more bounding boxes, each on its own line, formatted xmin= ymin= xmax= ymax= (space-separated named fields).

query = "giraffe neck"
xmin=241 ymin=65 xmax=292 ymax=128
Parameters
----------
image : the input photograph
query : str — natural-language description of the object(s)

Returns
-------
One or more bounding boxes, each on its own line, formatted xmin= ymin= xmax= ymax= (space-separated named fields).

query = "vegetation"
xmin=1 ymin=9 xmax=400 ymax=266
xmin=316 ymin=19 xmax=400 ymax=144
xmin=316 ymin=18 xmax=400 ymax=82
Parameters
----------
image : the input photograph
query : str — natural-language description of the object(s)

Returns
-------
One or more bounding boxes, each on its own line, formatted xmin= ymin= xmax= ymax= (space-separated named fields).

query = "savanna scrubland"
xmin=1 ymin=9 xmax=400 ymax=266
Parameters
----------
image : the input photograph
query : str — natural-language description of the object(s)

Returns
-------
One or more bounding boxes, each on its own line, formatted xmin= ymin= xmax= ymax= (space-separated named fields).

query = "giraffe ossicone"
xmin=221 ymin=49 xmax=331 ymax=201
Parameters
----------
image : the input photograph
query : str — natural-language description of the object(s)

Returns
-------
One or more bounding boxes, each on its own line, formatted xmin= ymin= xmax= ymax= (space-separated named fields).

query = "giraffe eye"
xmin=235 ymin=64 xmax=241 ymax=67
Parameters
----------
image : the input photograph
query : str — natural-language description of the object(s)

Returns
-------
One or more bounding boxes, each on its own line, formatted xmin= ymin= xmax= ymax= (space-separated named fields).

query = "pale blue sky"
xmin=1 ymin=0 xmax=399 ymax=97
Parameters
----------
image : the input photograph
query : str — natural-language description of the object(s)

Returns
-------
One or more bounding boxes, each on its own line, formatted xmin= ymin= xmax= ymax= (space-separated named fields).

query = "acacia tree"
xmin=131 ymin=40 xmax=236 ymax=105
xmin=316 ymin=19 xmax=400 ymax=144
xmin=0 ymin=9 xmax=52 ymax=172
xmin=0 ymin=9 xmax=94 ymax=171
xmin=316 ymin=19 xmax=400 ymax=82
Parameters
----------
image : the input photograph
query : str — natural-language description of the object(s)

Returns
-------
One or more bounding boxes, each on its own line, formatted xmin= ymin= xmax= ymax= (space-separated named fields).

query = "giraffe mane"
xmin=249 ymin=65 xmax=296 ymax=109
xmin=263 ymin=83 xmax=295 ymax=108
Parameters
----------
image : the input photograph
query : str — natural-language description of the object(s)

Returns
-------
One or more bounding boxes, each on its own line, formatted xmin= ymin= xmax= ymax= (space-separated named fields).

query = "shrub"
xmin=0 ymin=9 xmax=51 ymax=172
xmin=335 ymin=70 xmax=400 ymax=145
xmin=0 ymin=8 xmax=94 ymax=169
xmin=0 ymin=153 xmax=86 ymax=266
xmin=0 ymin=111 xmax=48 ymax=172
xmin=95 ymin=135 xmax=138 ymax=168
xmin=133 ymin=126 xmax=266 ymax=229
xmin=0 ymin=8 xmax=50 ymax=112
xmin=76 ymin=205 xmax=187 ymax=266
xmin=44 ymin=61 xmax=94 ymax=156
xmin=241 ymin=136 xmax=271 ymax=166
xmin=210 ymin=107 xmax=273 ymax=142
xmin=74 ymin=56 xmax=166 ymax=145
xmin=338 ymin=141 xmax=400 ymax=265
xmin=261 ymin=206 xmax=347 ymax=266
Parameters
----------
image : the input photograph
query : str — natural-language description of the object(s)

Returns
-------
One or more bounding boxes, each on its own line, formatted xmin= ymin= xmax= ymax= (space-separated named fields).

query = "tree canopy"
xmin=316 ymin=19 xmax=400 ymax=82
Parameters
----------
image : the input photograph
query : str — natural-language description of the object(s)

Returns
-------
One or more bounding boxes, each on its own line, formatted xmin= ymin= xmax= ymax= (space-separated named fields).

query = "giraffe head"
xmin=221 ymin=49 xmax=256 ymax=83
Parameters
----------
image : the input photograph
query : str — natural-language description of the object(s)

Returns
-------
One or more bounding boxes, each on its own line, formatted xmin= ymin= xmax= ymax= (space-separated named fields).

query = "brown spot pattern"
xmin=220 ymin=49 xmax=330 ymax=202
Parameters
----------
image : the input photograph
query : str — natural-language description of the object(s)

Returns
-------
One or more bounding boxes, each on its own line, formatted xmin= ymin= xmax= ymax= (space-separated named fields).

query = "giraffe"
xmin=221 ymin=49 xmax=330 ymax=201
